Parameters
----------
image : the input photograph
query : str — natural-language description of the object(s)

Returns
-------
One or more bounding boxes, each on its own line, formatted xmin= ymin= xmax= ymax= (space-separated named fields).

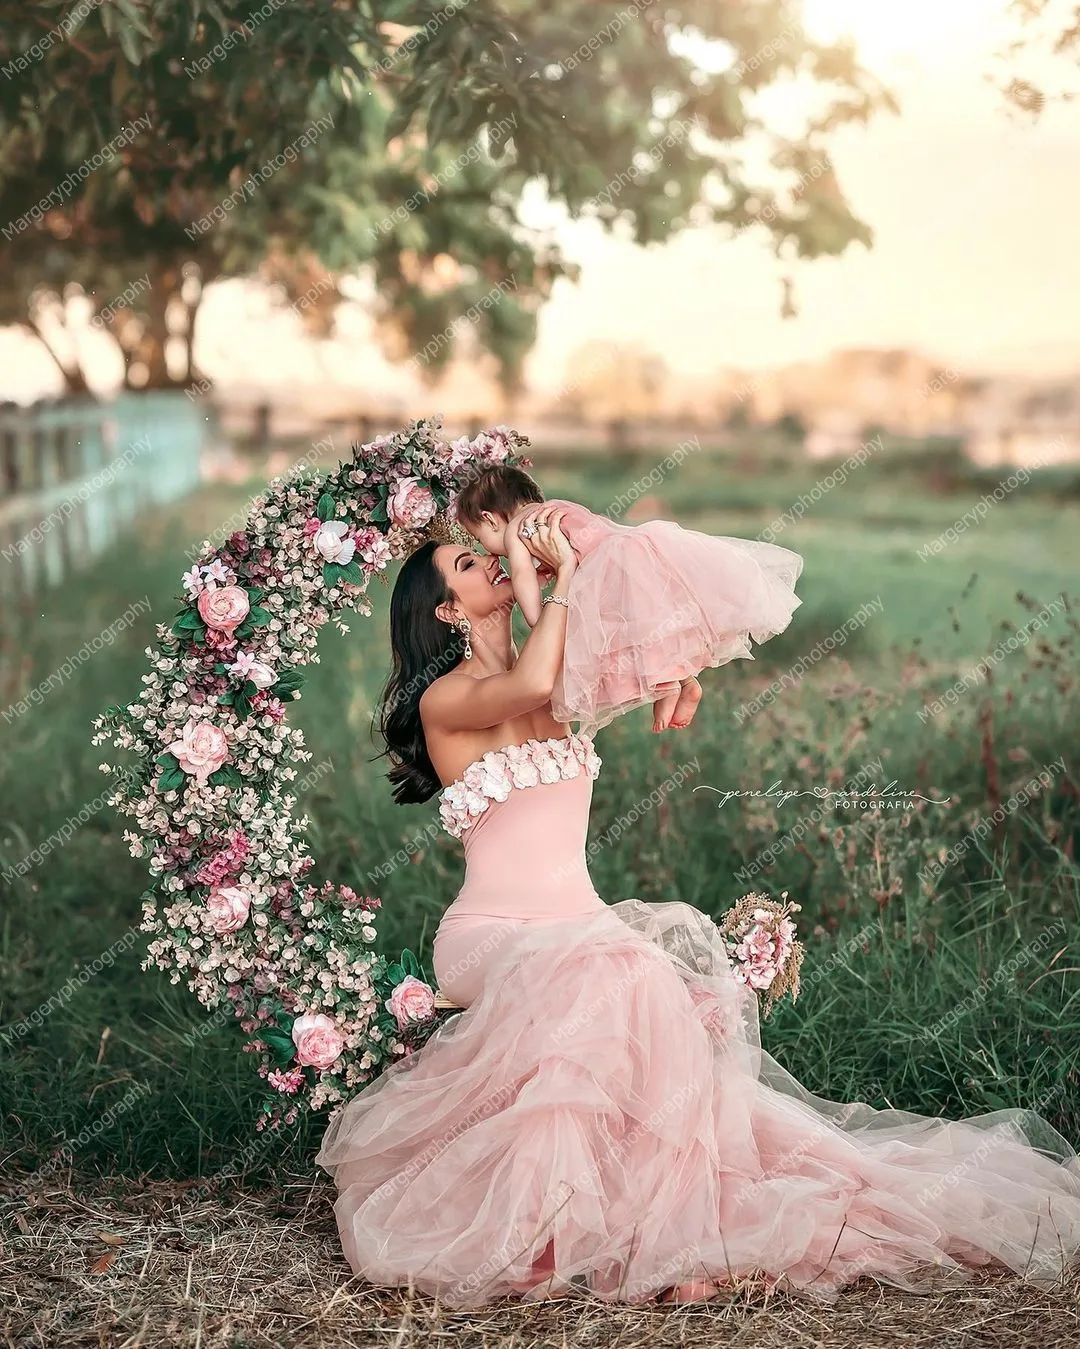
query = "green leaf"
xmin=248 ymin=606 xmax=272 ymax=626
xmin=217 ymin=691 xmax=235 ymax=705
xmin=401 ymin=950 xmax=420 ymax=977
xmin=171 ymin=610 xmax=201 ymax=632
xmin=157 ymin=766 xmax=186 ymax=792
xmin=338 ymin=560 xmax=364 ymax=585
xmin=154 ymin=752 xmax=179 ymax=768
xmin=261 ymin=1028 xmax=296 ymax=1065
xmin=272 ymin=669 xmax=303 ymax=693
xmin=316 ymin=492 xmax=337 ymax=522
xmin=370 ymin=501 xmax=389 ymax=526
xmin=246 ymin=588 xmax=265 ymax=605
xmin=386 ymin=963 xmax=405 ymax=985
xmin=322 ymin=561 xmax=341 ymax=587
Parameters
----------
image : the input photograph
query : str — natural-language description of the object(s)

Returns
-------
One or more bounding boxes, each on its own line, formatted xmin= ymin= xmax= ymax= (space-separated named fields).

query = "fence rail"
xmin=0 ymin=393 xmax=204 ymax=599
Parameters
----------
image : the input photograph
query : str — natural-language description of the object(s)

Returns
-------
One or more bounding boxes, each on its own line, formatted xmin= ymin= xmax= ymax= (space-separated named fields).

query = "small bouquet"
xmin=376 ymin=949 xmax=461 ymax=1058
xmin=719 ymin=891 xmax=804 ymax=1017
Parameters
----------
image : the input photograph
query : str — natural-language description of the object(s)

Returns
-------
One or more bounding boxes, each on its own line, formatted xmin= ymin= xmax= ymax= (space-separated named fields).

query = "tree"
xmin=0 ymin=1 xmax=894 ymax=392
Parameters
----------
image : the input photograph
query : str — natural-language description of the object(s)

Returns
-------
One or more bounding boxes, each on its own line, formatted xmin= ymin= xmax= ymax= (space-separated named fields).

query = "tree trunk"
xmin=26 ymin=314 xmax=91 ymax=395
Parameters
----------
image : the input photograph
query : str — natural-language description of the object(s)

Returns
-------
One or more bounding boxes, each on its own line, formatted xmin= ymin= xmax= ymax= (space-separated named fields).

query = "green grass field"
xmin=2 ymin=445 xmax=1078 ymax=1193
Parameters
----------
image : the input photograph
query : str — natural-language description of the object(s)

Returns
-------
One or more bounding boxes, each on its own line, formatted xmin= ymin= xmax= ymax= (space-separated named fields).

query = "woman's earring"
xmin=456 ymin=616 xmax=473 ymax=660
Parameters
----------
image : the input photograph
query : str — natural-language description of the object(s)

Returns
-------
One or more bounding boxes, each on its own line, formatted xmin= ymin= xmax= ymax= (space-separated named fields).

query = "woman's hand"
xmin=521 ymin=507 xmax=576 ymax=582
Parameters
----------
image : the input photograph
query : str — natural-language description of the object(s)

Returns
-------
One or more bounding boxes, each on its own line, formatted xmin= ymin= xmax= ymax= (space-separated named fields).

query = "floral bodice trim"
xmin=438 ymin=733 xmax=602 ymax=839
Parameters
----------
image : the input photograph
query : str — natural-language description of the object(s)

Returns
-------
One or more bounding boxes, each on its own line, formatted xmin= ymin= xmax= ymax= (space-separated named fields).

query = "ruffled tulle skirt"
xmin=315 ymin=900 xmax=1080 ymax=1307
xmin=552 ymin=525 xmax=804 ymax=733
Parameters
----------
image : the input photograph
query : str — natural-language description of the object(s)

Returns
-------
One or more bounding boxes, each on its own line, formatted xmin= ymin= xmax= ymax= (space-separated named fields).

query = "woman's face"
xmin=433 ymin=544 xmax=512 ymax=623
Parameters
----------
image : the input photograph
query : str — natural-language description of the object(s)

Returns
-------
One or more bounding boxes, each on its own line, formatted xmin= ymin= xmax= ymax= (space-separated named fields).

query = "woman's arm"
xmin=421 ymin=513 xmax=576 ymax=732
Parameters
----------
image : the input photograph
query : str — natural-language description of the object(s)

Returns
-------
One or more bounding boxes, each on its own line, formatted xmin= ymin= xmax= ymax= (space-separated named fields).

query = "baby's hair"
xmin=453 ymin=464 xmax=544 ymax=526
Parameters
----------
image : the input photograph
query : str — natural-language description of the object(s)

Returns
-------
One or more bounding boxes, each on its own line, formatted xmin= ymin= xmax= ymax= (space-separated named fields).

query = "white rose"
xmin=313 ymin=521 xmax=356 ymax=565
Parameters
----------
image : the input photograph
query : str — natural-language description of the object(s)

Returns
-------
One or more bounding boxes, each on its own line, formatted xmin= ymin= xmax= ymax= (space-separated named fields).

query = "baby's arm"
xmin=505 ymin=518 xmax=544 ymax=627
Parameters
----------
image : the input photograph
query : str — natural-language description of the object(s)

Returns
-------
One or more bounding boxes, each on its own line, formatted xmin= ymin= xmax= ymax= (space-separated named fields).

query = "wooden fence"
xmin=0 ymin=393 xmax=204 ymax=600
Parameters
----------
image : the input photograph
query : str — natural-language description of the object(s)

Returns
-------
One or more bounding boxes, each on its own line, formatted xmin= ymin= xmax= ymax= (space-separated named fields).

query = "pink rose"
xmin=205 ymin=884 xmax=252 ymax=933
xmin=167 ymin=719 xmax=229 ymax=785
xmin=388 ymin=478 xmax=437 ymax=530
xmin=291 ymin=1012 xmax=345 ymax=1070
xmin=386 ymin=975 xmax=436 ymax=1030
xmin=197 ymin=584 xmax=250 ymax=633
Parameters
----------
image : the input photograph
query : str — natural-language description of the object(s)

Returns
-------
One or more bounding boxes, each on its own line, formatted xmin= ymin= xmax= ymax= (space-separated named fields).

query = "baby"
xmin=454 ymin=465 xmax=803 ymax=736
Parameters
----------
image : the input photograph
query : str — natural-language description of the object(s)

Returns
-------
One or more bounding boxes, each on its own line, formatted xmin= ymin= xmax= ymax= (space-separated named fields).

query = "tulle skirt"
xmin=552 ymin=525 xmax=804 ymax=733
xmin=315 ymin=899 xmax=1080 ymax=1307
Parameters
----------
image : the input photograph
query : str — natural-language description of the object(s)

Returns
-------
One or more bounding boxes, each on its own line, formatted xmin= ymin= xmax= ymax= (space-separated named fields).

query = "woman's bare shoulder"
xmin=420 ymin=668 xmax=474 ymax=713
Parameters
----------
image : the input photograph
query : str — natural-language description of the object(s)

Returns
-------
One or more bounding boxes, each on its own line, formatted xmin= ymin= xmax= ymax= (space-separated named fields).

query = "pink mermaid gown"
xmin=538 ymin=500 xmax=804 ymax=734
xmin=315 ymin=733 xmax=1080 ymax=1307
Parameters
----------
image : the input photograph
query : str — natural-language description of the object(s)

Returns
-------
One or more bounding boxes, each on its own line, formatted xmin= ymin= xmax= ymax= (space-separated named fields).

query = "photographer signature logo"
xmin=694 ymin=780 xmax=951 ymax=811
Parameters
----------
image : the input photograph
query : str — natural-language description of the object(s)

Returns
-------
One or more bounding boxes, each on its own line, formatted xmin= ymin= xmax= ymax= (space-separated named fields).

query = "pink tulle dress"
xmin=537 ymin=500 xmax=804 ymax=733
xmin=315 ymin=734 xmax=1080 ymax=1307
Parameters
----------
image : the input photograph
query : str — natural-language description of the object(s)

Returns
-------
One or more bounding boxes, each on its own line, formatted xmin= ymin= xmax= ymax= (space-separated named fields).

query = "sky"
xmin=2 ymin=0 xmax=1078 ymax=404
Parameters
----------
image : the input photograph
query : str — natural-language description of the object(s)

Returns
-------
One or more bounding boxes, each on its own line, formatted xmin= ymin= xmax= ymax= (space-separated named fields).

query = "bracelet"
xmin=542 ymin=595 xmax=569 ymax=608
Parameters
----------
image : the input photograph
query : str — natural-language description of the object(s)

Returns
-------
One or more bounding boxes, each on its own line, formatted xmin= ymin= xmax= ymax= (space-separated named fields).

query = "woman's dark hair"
xmin=453 ymin=464 xmax=544 ymax=526
xmin=374 ymin=540 xmax=465 ymax=804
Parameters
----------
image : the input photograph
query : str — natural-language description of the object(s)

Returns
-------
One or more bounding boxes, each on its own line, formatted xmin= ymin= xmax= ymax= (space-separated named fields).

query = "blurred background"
xmin=1 ymin=1 xmax=1079 ymax=1184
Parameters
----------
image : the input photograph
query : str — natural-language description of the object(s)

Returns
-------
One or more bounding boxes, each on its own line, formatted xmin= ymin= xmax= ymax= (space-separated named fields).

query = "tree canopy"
xmin=0 ymin=0 xmax=896 ymax=393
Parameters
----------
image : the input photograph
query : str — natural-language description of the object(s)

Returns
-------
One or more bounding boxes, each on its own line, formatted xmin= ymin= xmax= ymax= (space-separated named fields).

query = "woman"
xmin=316 ymin=509 xmax=1080 ymax=1307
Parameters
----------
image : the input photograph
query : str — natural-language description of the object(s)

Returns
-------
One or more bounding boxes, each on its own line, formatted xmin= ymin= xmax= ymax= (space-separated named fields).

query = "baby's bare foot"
xmin=658 ymin=1277 xmax=727 ymax=1304
xmin=669 ymin=676 xmax=702 ymax=730
xmin=652 ymin=683 xmax=681 ymax=733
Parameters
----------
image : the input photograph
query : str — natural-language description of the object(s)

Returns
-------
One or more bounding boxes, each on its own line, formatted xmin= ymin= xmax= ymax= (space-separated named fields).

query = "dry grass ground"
xmin=2 ymin=1172 xmax=1078 ymax=1349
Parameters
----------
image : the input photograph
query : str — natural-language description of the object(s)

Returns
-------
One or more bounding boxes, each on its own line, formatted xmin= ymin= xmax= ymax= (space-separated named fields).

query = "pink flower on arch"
xmin=197 ymin=584 xmax=250 ymax=633
xmin=167 ymin=719 xmax=229 ymax=786
xmin=291 ymin=1012 xmax=345 ymax=1070
xmin=388 ymin=478 xmax=437 ymax=530
xmin=268 ymin=1067 xmax=305 ymax=1094
xmin=205 ymin=884 xmax=252 ymax=933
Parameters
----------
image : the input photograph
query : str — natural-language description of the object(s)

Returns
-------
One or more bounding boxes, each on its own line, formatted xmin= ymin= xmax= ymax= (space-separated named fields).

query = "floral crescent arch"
xmin=92 ymin=418 xmax=532 ymax=1131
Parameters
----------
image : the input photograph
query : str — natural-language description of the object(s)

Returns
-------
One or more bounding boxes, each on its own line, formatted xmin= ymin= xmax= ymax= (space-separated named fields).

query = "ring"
xmin=520 ymin=523 xmax=537 ymax=539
